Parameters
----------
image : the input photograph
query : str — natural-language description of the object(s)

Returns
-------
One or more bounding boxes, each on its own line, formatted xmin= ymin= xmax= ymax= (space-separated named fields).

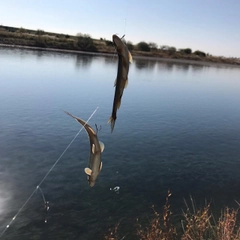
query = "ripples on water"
xmin=1 ymin=47 xmax=240 ymax=239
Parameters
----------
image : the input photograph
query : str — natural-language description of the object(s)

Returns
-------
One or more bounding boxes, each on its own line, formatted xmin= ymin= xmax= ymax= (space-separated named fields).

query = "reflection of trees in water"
xmin=190 ymin=64 xmax=209 ymax=72
xmin=36 ymin=50 xmax=44 ymax=58
xmin=135 ymin=59 xmax=157 ymax=70
xmin=174 ymin=63 xmax=210 ymax=73
xmin=15 ymin=48 xmax=30 ymax=59
xmin=35 ymin=50 xmax=61 ymax=60
xmin=174 ymin=63 xmax=190 ymax=72
xmin=75 ymin=54 xmax=93 ymax=69
xmin=157 ymin=62 xmax=175 ymax=71
xmin=104 ymin=56 xmax=117 ymax=66
xmin=157 ymin=61 xmax=209 ymax=73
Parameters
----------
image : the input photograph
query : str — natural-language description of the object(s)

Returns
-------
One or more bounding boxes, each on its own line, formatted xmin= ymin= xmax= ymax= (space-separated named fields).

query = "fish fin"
xmin=128 ymin=51 xmax=132 ymax=63
xmin=107 ymin=116 xmax=116 ymax=133
xmin=124 ymin=78 xmax=128 ymax=88
xmin=99 ymin=162 xmax=103 ymax=171
xmin=117 ymin=99 xmax=122 ymax=109
xmin=84 ymin=167 xmax=92 ymax=176
xmin=99 ymin=141 xmax=105 ymax=152
xmin=92 ymin=144 xmax=95 ymax=154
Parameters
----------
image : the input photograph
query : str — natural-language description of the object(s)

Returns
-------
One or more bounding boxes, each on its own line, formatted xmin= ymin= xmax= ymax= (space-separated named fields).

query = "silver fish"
xmin=65 ymin=111 xmax=104 ymax=187
xmin=108 ymin=34 xmax=132 ymax=132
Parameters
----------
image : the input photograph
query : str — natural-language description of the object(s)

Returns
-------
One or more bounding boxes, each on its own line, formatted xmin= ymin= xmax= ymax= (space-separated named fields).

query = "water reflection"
xmin=104 ymin=56 xmax=117 ymax=65
xmin=157 ymin=61 xmax=175 ymax=71
xmin=1 ymin=47 xmax=240 ymax=239
xmin=36 ymin=50 xmax=44 ymax=58
xmin=174 ymin=63 xmax=190 ymax=72
xmin=156 ymin=60 xmax=213 ymax=73
xmin=0 ymin=180 xmax=11 ymax=221
xmin=134 ymin=58 xmax=210 ymax=73
xmin=190 ymin=64 xmax=210 ymax=72
xmin=134 ymin=58 xmax=157 ymax=70
xmin=75 ymin=54 xmax=92 ymax=69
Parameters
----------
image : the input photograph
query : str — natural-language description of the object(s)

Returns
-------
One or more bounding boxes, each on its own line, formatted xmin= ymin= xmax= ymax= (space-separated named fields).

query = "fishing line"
xmin=37 ymin=186 xmax=46 ymax=203
xmin=111 ymin=44 xmax=117 ymax=63
xmin=37 ymin=186 xmax=49 ymax=223
xmin=0 ymin=107 xmax=99 ymax=238
xmin=112 ymin=18 xmax=127 ymax=62
xmin=123 ymin=18 xmax=127 ymax=37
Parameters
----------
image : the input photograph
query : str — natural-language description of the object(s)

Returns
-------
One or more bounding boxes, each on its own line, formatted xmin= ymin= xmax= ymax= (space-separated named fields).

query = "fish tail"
xmin=107 ymin=116 xmax=116 ymax=133
xmin=64 ymin=110 xmax=74 ymax=118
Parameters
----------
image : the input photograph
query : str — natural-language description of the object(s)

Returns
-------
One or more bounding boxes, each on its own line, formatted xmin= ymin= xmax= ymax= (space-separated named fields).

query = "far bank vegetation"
xmin=0 ymin=25 xmax=239 ymax=65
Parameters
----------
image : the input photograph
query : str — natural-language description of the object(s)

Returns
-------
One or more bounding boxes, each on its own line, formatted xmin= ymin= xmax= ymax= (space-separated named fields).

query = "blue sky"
xmin=0 ymin=0 xmax=239 ymax=57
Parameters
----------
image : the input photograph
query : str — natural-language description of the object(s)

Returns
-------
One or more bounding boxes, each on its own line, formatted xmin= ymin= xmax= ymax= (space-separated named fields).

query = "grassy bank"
xmin=104 ymin=191 xmax=240 ymax=240
xmin=1 ymin=25 xmax=240 ymax=66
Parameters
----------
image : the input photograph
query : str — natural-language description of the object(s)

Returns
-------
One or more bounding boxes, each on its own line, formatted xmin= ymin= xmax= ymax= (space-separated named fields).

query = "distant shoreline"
xmin=1 ymin=43 xmax=239 ymax=69
xmin=0 ymin=43 xmax=113 ymax=56
xmin=1 ymin=25 xmax=240 ymax=66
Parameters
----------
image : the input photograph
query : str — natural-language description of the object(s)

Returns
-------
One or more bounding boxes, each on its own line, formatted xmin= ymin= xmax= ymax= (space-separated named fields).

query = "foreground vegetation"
xmin=0 ymin=25 xmax=240 ymax=65
xmin=105 ymin=191 xmax=240 ymax=240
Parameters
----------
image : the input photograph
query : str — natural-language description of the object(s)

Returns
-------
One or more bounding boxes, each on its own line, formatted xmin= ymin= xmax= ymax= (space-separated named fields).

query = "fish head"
xmin=112 ymin=34 xmax=132 ymax=63
xmin=112 ymin=34 xmax=125 ymax=55
xmin=87 ymin=170 xmax=101 ymax=187
xmin=84 ymin=161 xmax=102 ymax=187
xmin=85 ymin=168 xmax=97 ymax=187
xmin=87 ymin=175 xmax=96 ymax=187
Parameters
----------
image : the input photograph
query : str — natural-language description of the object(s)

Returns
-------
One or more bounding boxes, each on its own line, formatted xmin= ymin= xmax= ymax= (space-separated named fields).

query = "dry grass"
xmin=216 ymin=207 xmax=240 ymax=240
xmin=104 ymin=192 xmax=240 ymax=240
xmin=181 ymin=197 xmax=212 ymax=240
xmin=104 ymin=222 xmax=120 ymax=240
xmin=104 ymin=218 xmax=127 ymax=240
xmin=136 ymin=190 xmax=177 ymax=240
xmin=181 ymin=197 xmax=240 ymax=240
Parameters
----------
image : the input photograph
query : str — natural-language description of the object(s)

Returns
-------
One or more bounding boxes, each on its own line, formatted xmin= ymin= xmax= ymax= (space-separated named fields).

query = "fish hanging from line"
xmin=108 ymin=34 xmax=132 ymax=133
xmin=64 ymin=111 xmax=104 ymax=187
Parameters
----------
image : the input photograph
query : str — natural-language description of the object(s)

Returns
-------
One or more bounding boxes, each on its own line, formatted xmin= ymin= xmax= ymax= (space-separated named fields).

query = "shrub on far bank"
xmin=193 ymin=50 xmax=206 ymax=57
xmin=149 ymin=42 xmax=158 ymax=51
xmin=36 ymin=29 xmax=45 ymax=35
xmin=180 ymin=48 xmax=192 ymax=54
xmin=126 ymin=41 xmax=134 ymax=51
xmin=76 ymin=33 xmax=97 ymax=52
xmin=137 ymin=41 xmax=150 ymax=52
xmin=168 ymin=46 xmax=177 ymax=55
xmin=105 ymin=40 xmax=113 ymax=46
xmin=35 ymin=36 xmax=47 ymax=48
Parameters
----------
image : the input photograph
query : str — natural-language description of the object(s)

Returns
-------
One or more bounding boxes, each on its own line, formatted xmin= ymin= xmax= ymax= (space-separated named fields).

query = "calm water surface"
xmin=1 ymin=47 xmax=240 ymax=239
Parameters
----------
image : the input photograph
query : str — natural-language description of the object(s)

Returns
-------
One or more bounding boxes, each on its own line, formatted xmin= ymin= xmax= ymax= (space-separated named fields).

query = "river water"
xmin=1 ymin=47 xmax=240 ymax=239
